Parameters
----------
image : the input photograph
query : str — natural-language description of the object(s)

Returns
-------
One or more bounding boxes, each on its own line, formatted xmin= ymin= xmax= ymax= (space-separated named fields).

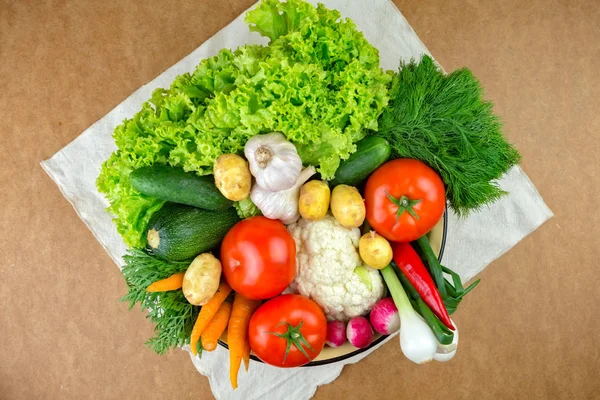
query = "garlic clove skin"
xmin=251 ymin=185 xmax=301 ymax=223
xmin=251 ymin=167 xmax=316 ymax=225
xmin=259 ymin=155 xmax=301 ymax=192
xmin=245 ymin=132 xmax=302 ymax=192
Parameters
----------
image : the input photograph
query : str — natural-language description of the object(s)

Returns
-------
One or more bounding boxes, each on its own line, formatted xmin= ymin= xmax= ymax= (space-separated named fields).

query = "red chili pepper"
xmin=392 ymin=242 xmax=455 ymax=331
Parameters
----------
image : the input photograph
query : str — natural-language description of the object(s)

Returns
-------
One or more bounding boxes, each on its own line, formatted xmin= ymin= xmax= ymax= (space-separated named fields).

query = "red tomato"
xmin=220 ymin=216 xmax=296 ymax=300
xmin=364 ymin=159 xmax=445 ymax=242
xmin=248 ymin=294 xmax=327 ymax=368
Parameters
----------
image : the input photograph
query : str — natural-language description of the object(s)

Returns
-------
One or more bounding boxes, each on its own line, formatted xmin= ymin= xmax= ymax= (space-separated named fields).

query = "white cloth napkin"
xmin=41 ymin=1 xmax=553 ymax=399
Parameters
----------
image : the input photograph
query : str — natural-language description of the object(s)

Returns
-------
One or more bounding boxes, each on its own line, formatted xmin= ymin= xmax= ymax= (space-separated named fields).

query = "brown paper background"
xmin=1 ymin=0 xmax=598 ymax=399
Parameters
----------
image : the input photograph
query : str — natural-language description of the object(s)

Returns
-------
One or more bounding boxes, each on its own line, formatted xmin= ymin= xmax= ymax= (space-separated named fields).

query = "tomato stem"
xmin=267 ymin=321 xmax=314 ymax=364
xmin=385 ymin=191 xmax=422 ymax=221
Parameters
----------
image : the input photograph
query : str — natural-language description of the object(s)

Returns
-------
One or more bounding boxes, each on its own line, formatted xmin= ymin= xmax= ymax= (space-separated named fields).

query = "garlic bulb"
xmin=244 ymin=132 xmax=302 ymax=191
xmin=251 ymin=167 xmax=316 ymax=224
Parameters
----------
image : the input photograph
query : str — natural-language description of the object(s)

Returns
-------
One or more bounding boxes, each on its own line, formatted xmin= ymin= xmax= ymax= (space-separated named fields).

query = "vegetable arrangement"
xmin=99 ymin=0 xmax=519 ymax=388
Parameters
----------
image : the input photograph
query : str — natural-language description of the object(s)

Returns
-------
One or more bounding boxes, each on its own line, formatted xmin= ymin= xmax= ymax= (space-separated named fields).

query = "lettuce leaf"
xmin=234 ymin=197 xmax=262 ymax=219
xmin=97 ymin=0 xmax=390 ymax=248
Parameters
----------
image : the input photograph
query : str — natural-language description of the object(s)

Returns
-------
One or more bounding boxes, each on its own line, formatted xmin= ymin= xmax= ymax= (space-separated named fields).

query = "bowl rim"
xmin=217 ymin=208 xmax=448 ymax=367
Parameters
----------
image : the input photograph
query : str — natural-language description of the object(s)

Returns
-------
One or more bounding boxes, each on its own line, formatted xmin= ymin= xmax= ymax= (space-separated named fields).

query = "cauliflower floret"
xmin=287 ymin=214 xmax=384 ymax=321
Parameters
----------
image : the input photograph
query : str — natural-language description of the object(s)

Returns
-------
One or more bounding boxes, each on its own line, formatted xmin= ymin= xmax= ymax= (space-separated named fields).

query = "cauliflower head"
xmin=287 ymin=214 xmax=384 ymax=321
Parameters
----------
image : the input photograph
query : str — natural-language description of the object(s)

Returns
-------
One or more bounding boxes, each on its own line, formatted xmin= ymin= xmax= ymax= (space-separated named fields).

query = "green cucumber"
xmin=146 ymin=203 xmax=240 ymax=261
xmin=130 ymin=165 xmax=232 ymax=210
xmin=330 ymin=137 xmax=391 ymax=187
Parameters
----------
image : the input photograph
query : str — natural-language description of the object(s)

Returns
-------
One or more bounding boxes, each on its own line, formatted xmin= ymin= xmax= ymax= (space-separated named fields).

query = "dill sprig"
xmin=377 ymin=55 xmax=521 ymax=216
xmin=121 ymin=249 xmax=199 ymax=354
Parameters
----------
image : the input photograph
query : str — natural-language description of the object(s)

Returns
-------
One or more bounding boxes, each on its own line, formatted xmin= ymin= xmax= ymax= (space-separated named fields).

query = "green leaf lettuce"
xmin=97 ymin=0 xmax=390 ymax=248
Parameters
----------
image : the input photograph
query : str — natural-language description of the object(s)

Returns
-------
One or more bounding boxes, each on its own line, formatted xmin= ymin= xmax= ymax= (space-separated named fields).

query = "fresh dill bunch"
xmin=377 ymin=55 xmax=521 ymax=216
xmin=121 ymin=249 xmax=199 ymax=354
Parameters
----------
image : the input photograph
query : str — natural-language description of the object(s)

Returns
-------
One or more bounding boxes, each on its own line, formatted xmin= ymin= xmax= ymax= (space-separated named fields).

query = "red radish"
xmin=325 ymin=320 xmax=347 ymax=347
xmin=369 ymin=297 xmax=400 ymax=335
xmin=346 ymin=316 xmax=373 ymax=348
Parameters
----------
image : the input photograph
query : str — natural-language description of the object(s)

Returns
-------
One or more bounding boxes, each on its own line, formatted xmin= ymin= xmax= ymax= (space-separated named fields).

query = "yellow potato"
xmin=359 ymin=231 xmax=393 ymax=269
xmin=182 ymin=253 xmax=222 ymax=306
xmin=299 ymin=180 xmax=330 ymax=221
xmin=213 ymin=154 xmax=251 ymax=201
xmin=330 ymin=185 xmax=365 ymax=228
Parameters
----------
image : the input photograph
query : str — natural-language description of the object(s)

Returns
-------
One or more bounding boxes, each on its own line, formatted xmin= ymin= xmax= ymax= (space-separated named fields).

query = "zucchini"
xmin=330 ymin=137 xmax=391 ymax=187
xmin=146 ymin=203 xmax=240 ymax=261
xmin=130 ymin=165 xmax=232 ymax=210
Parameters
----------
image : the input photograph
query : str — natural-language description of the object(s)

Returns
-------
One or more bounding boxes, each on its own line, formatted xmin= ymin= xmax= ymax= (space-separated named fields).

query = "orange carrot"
xmin=201 ymin=302 xmax=232 ymax=351
xmin=242 ymin=340 xmax=250 ymax=371
xmin=229 ymin=293 xmax=261 ymax=389
xmin=146 ymin=272 xmax=185 ymax=292
xmin=190 ymin=281 xmax=232 ymax=356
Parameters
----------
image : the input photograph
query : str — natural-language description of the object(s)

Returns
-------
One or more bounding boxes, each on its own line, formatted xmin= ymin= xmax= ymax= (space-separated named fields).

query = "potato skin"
xmin=299 ymin=180 xmax=331 ymax=221
xmin=182 ymin=253 xmax=222 ymax=306
xmin=359 ymin=231 xmax=393 ymax=269
xmin=213 ymin=154 xmax=251 ymax=201
xmin=330 ymin=185 xmax=366 ymax=228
